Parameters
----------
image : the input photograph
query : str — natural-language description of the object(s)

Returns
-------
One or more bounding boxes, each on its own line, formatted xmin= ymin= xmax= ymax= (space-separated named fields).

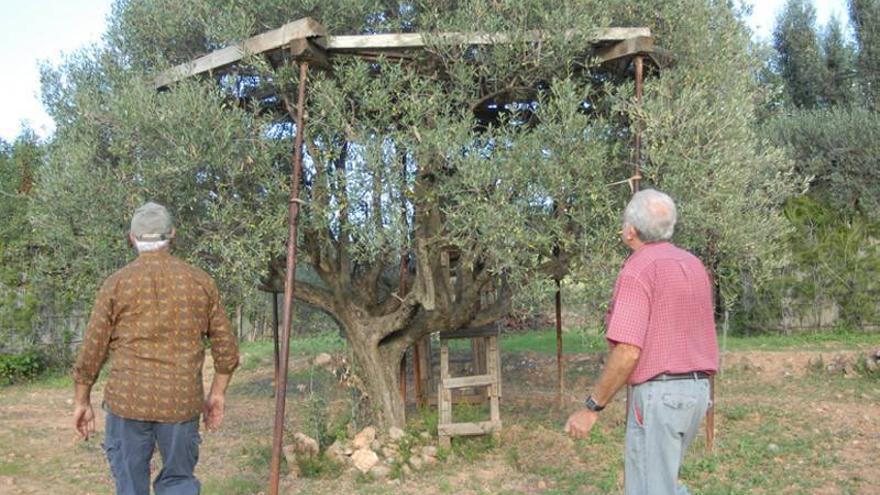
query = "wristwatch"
xmin=584 ymin=395 xmax=605 ymax=412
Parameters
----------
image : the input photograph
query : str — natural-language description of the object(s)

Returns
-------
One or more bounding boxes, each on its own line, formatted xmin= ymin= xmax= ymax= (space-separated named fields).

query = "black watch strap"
xmin=585 ymin=395 xmax=605 ymax=412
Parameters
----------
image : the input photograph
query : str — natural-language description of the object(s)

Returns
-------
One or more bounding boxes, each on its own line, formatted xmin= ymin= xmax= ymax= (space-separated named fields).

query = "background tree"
xmin=750 ymin=0 xmax=880 ymax=334
xmin=850 ymin=0 xmax=880 ymax=107
xmin=0 ymin=130 xmax=42 ymax=351
xmin=773 ymin=0 xmax=826 ymax=108
xmin=36 ymin=0 xmax=794 ymax=427
xmin=821 ymin=16 xmax=857 ymax=106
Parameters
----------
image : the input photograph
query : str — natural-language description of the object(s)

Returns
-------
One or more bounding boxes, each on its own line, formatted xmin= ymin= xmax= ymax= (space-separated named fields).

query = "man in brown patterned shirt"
xmin=72 ymin=202 xmax=239 ymax=495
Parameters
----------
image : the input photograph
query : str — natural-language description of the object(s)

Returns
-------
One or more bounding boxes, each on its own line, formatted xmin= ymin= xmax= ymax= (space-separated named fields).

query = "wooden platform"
xmin=155 ymin=17 xmax=661 ymax=88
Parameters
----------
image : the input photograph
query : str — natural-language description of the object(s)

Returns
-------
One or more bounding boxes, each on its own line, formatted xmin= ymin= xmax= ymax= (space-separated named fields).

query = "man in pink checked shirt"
xmin=565 ymin=189 xmax=718 ymax=495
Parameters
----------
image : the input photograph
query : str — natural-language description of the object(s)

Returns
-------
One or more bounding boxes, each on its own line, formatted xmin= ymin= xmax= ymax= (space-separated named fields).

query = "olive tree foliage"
xmin=37 ymin=0 xmax=793 ymax=426
xmin=615 ymin=2 xmax=795 ymax=309
xmin=771 ymin=2 xmax=857 ymax=109
xmin=37 ymin=58 xmax=286 ymax=307
xmin=850 ymin=0 xmax=880 ymax=107
xmin=821 ymin=17 xmax=858 ymax=107
xmin=773 ymin=0 xmax=827 ymax=108
xmin=769 ymin=107 xmax=880 ymax=214
xmin=0 ymin=131 xmax=42 ymax=349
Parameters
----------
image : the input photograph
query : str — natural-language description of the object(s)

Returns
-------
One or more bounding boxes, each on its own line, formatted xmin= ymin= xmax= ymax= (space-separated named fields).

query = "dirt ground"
xmin=0 ymin=346 xmax=878 ymax=495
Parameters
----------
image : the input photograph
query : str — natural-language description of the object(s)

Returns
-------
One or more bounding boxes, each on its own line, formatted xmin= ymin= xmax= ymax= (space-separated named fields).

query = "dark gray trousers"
xmin=103 ymin=408 xmax=201 ymax=495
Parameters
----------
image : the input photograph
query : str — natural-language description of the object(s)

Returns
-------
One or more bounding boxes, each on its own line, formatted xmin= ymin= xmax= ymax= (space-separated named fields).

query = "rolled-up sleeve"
xmin=206 ymin=280 xmax=239 ymax=374
xmin=605 ymin=274 xmax=651 ymax=349
xmin=72 ymin=280 xmax=116 ymax=385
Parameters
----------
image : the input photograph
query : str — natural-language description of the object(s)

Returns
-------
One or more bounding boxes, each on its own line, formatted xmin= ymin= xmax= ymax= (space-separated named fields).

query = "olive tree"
xmin=36 ymin=0 xmax=793 ymax=427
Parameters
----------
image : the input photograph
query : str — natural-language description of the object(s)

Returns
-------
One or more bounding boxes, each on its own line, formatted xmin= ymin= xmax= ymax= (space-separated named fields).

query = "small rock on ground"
xmin=351 ymin=448 xmax=379 ymax=473
xmin=353 ymin=426 xmax=377 ymax=450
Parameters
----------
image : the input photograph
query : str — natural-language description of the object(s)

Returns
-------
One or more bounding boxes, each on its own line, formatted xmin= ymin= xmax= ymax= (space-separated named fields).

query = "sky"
xmin=0 ymin=0 xmax=853 ymax=143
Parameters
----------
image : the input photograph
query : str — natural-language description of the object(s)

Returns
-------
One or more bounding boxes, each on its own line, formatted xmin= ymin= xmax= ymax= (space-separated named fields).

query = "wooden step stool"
xmin=437 ymin=326 xmax=502 ymax=449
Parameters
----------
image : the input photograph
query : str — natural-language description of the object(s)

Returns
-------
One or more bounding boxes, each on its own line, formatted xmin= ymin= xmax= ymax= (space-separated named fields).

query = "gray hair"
xmin=623 ymin=189 xmax=677 ymax=242
xmin=134 ymin=239 xmax=170 ymax=253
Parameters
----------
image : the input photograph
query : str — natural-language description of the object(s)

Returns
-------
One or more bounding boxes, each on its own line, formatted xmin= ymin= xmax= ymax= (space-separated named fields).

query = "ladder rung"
xmin=443 ymin=374 xmax=496 ymax=389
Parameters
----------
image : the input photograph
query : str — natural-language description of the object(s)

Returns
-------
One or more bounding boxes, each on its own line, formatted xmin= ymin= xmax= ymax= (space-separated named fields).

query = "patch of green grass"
xmin=297 ymin=453 xmax=344 ymax=479
xmin=239 ymin=332 xmax=345 ymax=371
xmin=230 ymin=363 xmax=339 ymax=397
xmin=237 ymin=442 xmax=278 ymax=472
xmin=37 ymin=372 xmax=74 ymax=389
xmin=438 ymin=478 xmax=453 ymax=493
xmin=451 ymin=434 xmax=496 ymax=463
xmin=444 ymin=327 xmax=605 ymax=355
xmin=721 ymin=404 xmax=750 ymax=422
xmin=201 ymin=475 xmax=263 ymax=495
xmin=451 ymin=402 xmax=490 ymax=423
xmin=0 ymin=459 xmax=25 ymax=476
xmin=501 ymin=328 xmax=606 ymax=354
xmin=409 ymin=407 xmax=438 ymax=438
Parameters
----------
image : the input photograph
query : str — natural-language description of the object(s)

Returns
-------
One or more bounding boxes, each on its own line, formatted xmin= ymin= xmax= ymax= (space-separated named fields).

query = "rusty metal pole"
xmin=633 ymin=55 xmax=644 ymax=192
xmin=555 ymin=278 xmax=563 ymax=408
xmin=707 ymin=375 xmax=715 ymax=453
xmin=623 ymin=55 xmax=646 ymax=447
xmin=272 ymin=291 xmax=280 ymax=395
xmin=269 ymin=60 xmax=310 ymax=495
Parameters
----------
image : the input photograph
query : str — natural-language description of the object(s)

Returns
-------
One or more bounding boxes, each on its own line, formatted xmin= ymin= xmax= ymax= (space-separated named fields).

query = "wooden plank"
xmin=320 ymin=27 xmax=650 ymax=51
xmin=491 ymin=335 xmax=502 ymax=398
xmin=290 ymin=38 xmax=330 ymax=68
xmin=425 ymin=392 xmax=488 ymax=406
xmin=472 ymin=336 xmax=487 ymax=374
xmin=594 ymin=36 xmax=654 ymax=63
xmin=441 ymin=325 xmax=498 ymax=340
xmin=439 ymin=340 xmax=451 ymax=427
xmin=488 ymin=336 xmax=501 ymax=424
xmin=155 ymin=17 xmax=327 ymax=88
xmin=157 ymin=20 xmax=654 ymax=88
xmin=443 ymin=373 xmax=496 ymax=389
xmin=438 ymin=421 xmax=502 ymax=436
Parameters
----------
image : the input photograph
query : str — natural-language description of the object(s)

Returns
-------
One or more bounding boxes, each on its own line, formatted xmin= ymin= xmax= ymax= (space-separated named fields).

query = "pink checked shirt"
xmin=605 ymin=242 xmax=718 ymax=385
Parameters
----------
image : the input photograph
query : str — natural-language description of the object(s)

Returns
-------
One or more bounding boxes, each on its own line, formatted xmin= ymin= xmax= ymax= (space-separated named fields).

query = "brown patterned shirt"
xmin=73 ymin=250 xmax=239 ymax=422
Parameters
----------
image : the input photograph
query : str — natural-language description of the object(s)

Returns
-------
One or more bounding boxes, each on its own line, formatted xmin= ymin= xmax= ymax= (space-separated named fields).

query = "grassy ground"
xmin=0 ymin=328 xmax=877 ymax=494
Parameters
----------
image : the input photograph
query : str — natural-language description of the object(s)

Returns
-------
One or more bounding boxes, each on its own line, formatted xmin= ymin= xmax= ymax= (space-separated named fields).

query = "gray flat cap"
xmin=130 ymin=202 xmax=174 ymax=241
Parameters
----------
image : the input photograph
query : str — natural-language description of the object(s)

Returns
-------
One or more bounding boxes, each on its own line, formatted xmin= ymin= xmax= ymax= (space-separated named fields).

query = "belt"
xmin=648 ymin=371 xmax=710 ymax=382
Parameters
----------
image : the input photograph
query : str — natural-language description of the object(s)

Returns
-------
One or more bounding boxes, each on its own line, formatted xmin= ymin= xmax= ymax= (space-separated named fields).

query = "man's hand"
xmin=564 ymin=408 xmax=599 ymax=440
xmin=203 ymin=394 xmax=225 ymax=431
xmin=74 ymin=402 xmax=96 ymax=441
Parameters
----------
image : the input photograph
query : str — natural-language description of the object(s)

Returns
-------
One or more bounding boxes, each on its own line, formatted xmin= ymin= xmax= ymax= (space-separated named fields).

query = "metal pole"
xmin=633 ymin=55 xmax=644 ymax=193
xmin=272 ymin=291 xmax=279 ymax=395
xmin=555 ymin=278 xmax=563 ymax=408
xmin=624 ymin=54 xmax=646 ymax=446
xmin=269 ymin=60 xmax=309 ymax=495
xmin=707 ymin=375 xmax=715 ymax=454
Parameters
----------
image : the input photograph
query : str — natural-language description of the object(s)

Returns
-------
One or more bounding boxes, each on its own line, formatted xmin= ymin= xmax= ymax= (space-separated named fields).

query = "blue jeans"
xmin=625 ymin=378 xmax=710 ymax=495
xmin=103 ymin=408 xmax=202 ymax=495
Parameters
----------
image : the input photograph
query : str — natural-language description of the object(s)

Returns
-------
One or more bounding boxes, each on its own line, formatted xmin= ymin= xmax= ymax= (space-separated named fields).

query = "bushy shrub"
xmin=0 ymin=349 xmax=47 ymax=384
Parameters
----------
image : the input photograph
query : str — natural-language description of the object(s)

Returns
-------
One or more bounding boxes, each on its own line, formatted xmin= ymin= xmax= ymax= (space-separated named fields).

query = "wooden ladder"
xmin=437 ymin=326 xmax=502 ymax=449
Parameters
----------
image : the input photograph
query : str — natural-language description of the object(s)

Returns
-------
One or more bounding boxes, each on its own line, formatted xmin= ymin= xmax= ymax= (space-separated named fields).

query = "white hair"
xmin=623 ymin=189 xmax=677 ymax=242
xmin=134 ymin=240 xmax=170 ymax=253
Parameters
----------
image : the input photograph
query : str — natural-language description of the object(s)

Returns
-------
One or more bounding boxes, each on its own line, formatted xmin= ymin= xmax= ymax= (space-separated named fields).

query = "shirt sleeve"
xmin=72 ymin=279 xmax=116 ymax=385
xmin=206 ymin=279 xmax=239 ymax=375
xmin=605 ymin=273 xmax=651 ymax=349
